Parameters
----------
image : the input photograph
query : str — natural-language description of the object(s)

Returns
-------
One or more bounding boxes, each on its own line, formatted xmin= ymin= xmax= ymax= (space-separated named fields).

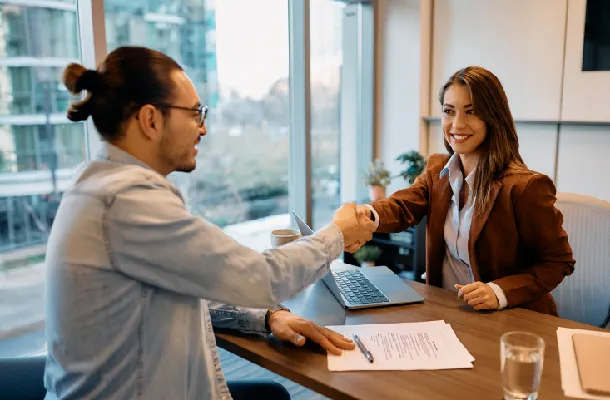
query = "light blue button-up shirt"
xmin=439 ymin=153 xmax=507 ymax=308
xmin=43 ymin=144 xmax=344 ymax=400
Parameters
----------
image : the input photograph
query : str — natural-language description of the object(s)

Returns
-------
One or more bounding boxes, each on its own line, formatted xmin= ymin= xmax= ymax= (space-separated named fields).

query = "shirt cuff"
xmin=487 ymin=282 xmax=508 ymax=309
xmin=316 ymin=223 xmax=345 ymax=262
xmin=239 ymin=308 xmax=268 ymax=335
xmin=363 ymin=204 xmax=380 ymax=230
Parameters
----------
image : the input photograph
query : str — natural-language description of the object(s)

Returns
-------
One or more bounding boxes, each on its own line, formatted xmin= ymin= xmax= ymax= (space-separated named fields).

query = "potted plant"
xmin=353 ymin=244 xmax=382 ymax=268
xmin=362 ymin=160 xmax=391 ymax=201
xmin=395 ymin=150 xmax=426 ymax=185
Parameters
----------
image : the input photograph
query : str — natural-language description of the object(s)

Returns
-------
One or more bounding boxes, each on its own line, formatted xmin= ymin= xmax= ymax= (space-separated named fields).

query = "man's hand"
xmin=455 ymin=282 xmax=499 ymax=310
xmin=332 ymin=203 xmax=376 ymax=253
xmin=345 ymin=205 xmax=376 ymax=253
xmin=268 ymin=311 xmax=355 ymax=355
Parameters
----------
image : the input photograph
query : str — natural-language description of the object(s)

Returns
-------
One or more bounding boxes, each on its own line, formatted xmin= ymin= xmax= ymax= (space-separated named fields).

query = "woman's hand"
xmin=344 ymin=205 xmax=376 ymax=253
xmin=455 ymin=282 xmax=499 ymax=310
xmin=332 ymin=203 xmax=376 ymax=252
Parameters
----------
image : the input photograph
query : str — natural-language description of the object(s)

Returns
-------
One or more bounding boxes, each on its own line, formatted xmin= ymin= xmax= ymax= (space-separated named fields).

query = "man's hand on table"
xmin=267 ymin=310 xmax=355 ymax=355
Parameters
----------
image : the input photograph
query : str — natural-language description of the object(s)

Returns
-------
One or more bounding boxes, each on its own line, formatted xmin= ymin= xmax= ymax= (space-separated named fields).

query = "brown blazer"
xmin=371 ymin=154 xmax=575 ymax=315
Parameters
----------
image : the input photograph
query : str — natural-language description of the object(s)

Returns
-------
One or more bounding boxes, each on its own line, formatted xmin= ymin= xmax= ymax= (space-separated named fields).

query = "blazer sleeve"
xmin=370 ymin=154 xmax=445 ymax=233
xmin=492 ymin=175 xmax=575 ymax=307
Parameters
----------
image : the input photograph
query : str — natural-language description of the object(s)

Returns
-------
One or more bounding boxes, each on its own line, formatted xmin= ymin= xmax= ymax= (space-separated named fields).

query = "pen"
xmin=353 ymin=334 xmax=374 ymax=363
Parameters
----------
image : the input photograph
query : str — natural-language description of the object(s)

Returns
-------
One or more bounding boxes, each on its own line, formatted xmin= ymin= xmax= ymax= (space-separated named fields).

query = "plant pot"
xmin=369 ymin=185 xmax=386 ymax=202
xmin=360 ymin=261 xmax=375 ymax=268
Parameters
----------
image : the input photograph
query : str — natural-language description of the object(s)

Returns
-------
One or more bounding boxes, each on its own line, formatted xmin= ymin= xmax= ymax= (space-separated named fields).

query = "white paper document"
xmin=557 ymin=327 xmax=610 ymax=400
xmin=326 ymin=320 xmax=474 ymax=371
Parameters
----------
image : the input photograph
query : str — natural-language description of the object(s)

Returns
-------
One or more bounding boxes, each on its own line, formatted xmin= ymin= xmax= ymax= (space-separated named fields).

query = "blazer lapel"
xmin=426 ymin=173 xmax=453 ymax=287
xmin=468 ymin=180 xmax=502 ymax=281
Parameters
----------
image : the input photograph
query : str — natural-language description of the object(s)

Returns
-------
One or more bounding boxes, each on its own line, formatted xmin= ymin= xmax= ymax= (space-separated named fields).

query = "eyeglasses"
xmin=133 ymin=103 xmax=208 ymax=127
xmin=162 ymin=104 xmax=208 ymax=127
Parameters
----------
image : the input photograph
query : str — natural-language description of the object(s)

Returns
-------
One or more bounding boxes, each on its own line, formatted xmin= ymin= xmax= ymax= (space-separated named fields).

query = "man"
xmin=44 ymin=46 xmax=375 ymax=400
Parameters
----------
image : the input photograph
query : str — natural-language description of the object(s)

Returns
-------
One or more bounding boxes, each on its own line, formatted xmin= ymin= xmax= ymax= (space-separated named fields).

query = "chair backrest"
xmin=551 ymin=192 xmax=610 ymax=328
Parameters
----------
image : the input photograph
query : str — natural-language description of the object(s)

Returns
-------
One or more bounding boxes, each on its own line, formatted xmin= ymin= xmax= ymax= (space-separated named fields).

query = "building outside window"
xmin=0 ymin=0 xmax=86 ymax=357
xmin=105 ymin=0 xmax=293 ymax=250
xmin=0 ymin=0 xmax=362 ymax=359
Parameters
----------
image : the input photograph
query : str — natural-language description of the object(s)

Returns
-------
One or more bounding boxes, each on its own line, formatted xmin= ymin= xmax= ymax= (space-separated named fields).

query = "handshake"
xmin=331 ymin=203 xmax=377 ymax=253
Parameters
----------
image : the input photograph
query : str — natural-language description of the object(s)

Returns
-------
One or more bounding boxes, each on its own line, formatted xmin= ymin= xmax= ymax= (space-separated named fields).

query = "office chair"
xmin=552 ymin=192 xmax=610 ymax=329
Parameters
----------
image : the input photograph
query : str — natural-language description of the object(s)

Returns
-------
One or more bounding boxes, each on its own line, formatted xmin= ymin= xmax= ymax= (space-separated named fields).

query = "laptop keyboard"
xmin=333 ymin=269 xmax=390 ymax=305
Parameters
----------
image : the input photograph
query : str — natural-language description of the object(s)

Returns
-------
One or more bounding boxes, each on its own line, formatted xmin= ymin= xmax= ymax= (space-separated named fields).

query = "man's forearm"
xmin=208 ymin=302 xmax=268 ymax=335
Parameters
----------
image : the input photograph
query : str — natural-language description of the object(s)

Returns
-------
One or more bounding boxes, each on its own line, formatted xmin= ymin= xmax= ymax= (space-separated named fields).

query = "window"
xmin=104 ymin=0 xmax=291 ymax=249
xmin=1 ymin=66 xmax=74 ymax=115
xmin=10 ymin=124 xmax=85 ymax=172
xmin=583 ymin=0 xmax=610 ymax=71
xmin=2 ymin=4 xmax=79 ymax=58
xmin=310 ymin=0 xmax=343 ymax=229
xmin=0 ymin=1 xmax=87 ymax=357
xmin=0 ymin=0 xmax=374 ymax=360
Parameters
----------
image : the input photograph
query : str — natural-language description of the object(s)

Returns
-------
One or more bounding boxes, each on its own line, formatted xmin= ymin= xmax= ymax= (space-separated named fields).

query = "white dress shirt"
xmin=366 ymin=153 xmax=507 ymax=309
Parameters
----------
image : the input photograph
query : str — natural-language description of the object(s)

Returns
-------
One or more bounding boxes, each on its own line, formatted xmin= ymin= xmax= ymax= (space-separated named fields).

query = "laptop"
xmin=293 ymin=211 xmax=424 ymax=310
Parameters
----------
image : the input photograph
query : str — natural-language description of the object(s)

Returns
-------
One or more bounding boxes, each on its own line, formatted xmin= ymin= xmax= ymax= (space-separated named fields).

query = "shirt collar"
xmin=440 ymin=153 xmax=476 ymax=184
xmin=97 ymin=142 xmax=153 ymax=171
xmin=440 ymin=153 xmax=460 ymax=179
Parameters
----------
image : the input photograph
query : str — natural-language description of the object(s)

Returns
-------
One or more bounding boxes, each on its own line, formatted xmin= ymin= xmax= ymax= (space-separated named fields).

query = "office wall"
xmin=431 ymin=0 xmax=567 ymax=121
xmin=430 ymin=0 xmax=565 ymax=181
xmin=375 ymin=0 xmax=431 ymax=195
xmin=558 ymin=126 xmax=610 ymax=201
xmin=556 ymin=0 xmax=610 ymax=201
xmin=561 ymin=0 xmax=610 ymax=122
xmin=377 ymin=0 xmax=610 ymax=201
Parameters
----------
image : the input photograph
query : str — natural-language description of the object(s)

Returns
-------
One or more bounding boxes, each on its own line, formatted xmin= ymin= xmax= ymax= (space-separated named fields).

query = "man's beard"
xmin=160 ymin=133 xmax=197 ymax=173
xmin=159 ymin=149 xmax=196 ymax=174
xmin=176 ymin=147 xmax=198 ymax=173
xmin=175 ymin=160 xmax=196 ymax=173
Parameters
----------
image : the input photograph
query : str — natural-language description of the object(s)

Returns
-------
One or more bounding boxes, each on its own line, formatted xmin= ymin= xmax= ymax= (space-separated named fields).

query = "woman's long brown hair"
xmin=439 ymin=66 xmax=526 ymax=215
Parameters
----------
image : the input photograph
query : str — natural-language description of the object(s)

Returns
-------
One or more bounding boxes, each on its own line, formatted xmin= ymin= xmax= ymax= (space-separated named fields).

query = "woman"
xmin=361 ymin=66 xmax=574 ymax=315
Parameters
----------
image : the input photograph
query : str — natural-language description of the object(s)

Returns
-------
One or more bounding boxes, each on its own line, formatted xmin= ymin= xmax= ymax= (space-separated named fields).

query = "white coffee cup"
xmin=270 ymin=229 xmax=302 ymax=248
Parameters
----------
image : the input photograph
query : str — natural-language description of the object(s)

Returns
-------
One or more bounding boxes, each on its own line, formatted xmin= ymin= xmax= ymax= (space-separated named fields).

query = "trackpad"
xmin=375 ymin=277 xmax=424 ymax=302
xmin=283 ymin=280 xmax=346 ymax=326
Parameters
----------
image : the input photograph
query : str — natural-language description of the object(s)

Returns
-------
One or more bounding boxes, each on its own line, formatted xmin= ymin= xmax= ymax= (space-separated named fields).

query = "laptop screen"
xmin=292 ymin=211 xmax=314 ymax=236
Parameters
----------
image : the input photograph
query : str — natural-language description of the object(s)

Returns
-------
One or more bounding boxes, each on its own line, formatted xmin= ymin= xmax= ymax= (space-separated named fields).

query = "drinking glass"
xmin=500 ymin=331 xmax=545 ymax=400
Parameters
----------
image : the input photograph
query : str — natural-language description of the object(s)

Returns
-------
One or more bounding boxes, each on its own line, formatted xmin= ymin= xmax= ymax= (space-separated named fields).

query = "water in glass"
xmin=501 ymin=332 xmax=545 ymax=400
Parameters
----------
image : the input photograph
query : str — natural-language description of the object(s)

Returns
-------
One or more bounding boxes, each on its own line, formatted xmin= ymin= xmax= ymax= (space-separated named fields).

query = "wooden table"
xmin=215 ymin=280 xmax=603 ymax=400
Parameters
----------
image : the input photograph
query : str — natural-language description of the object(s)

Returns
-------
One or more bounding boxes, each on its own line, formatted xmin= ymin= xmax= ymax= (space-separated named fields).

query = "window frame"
xmin=77 ymin=0 xmax=107 ymax=159
xmin=288 ymin=0 xmax=312 ymax=226
xmin=0 ymin=0 xmax=375 ymax=359
xmin=75 ymin=0 xmax=374 ymax=226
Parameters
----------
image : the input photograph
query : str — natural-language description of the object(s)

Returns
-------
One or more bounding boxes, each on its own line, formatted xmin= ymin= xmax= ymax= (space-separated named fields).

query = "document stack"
xmin=327 ymin=320 xmax=474 ymax=371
